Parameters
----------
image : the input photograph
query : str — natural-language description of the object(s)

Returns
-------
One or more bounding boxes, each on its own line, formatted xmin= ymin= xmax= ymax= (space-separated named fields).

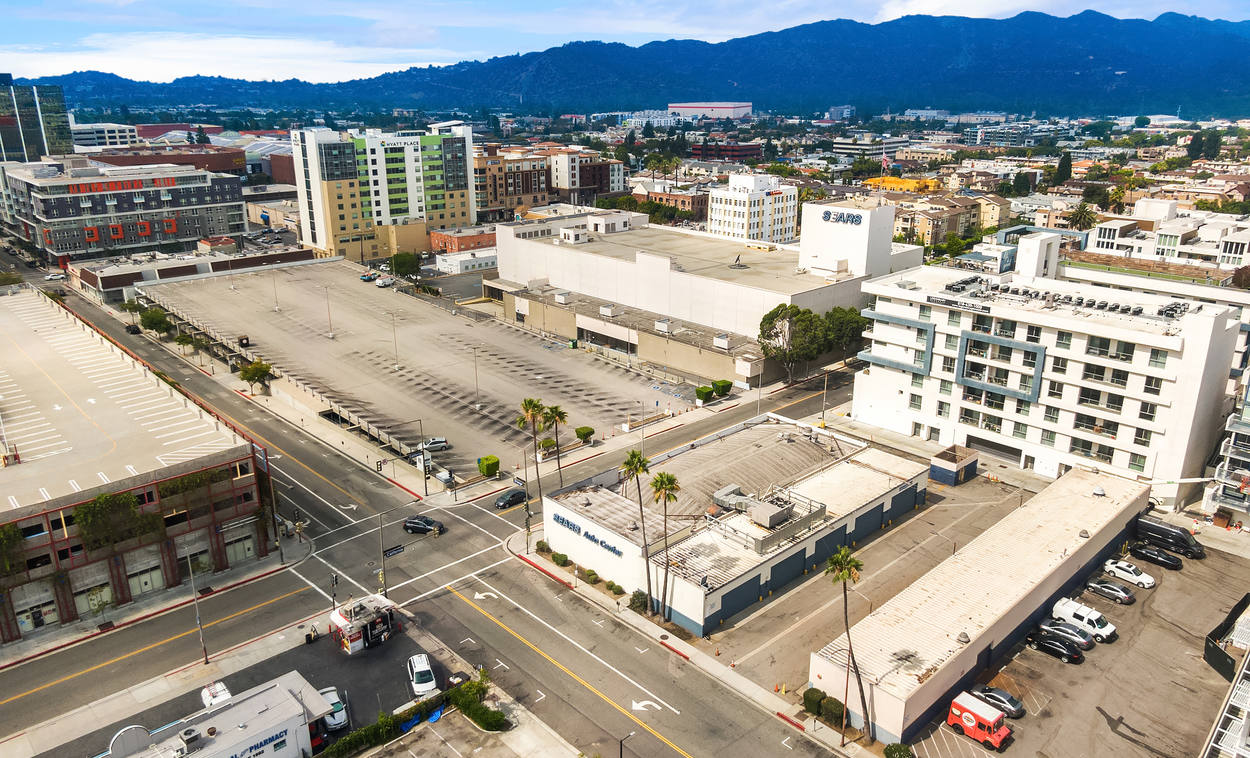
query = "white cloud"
xmin=2 ymin=32 xmax=473 ymax=82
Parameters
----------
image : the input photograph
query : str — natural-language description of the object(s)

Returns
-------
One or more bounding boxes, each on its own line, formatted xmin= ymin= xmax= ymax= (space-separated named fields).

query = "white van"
xmin=201 ymin=681 xmax=231 ymax=708
xmin=375 ymin=276 xmax=396 ymax=288
xmin=1052 ymin=597 xmax=1117 ymax=643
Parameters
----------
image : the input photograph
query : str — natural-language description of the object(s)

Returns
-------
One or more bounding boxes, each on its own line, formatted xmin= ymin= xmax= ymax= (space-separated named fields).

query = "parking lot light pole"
xmin=390 ymin=312 xmax=400 ymax=371
xmin=619 ymin=730 xmax=635 ymax=758
xmin=324 ymin=286 xmax=335 ymax=340
xmin=378 ymin=512 xmax=388 ymax=598
xmin=271 ymin=269 xmax=280 ymax=313
xmin=472 ymin=345 xmax=481 ymax=409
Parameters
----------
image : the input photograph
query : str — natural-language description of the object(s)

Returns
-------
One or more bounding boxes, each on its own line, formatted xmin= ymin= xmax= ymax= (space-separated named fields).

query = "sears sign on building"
xmin=822 ymin=209 xmax=863 ymax=225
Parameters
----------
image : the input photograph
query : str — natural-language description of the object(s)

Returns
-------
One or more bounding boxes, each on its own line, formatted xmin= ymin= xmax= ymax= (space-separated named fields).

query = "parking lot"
xmin=140 ymin=259 xmax=682 ymax=473
xmin=909 ymin=544 xmax=1249 ymax=758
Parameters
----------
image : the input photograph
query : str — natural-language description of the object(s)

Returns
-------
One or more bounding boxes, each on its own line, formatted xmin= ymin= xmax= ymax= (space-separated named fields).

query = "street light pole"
xmin=324 ymin=286 xmax=334 ymax=339
xmin=391 ymin=312 xmax=400 ymax=371
xmin=619 ymin=730 xmax=635 ymax=758
xmin=820 ymin=372 xmax=829 ymax=425
xmin=186 ymin=553 xmax=209 ymax=665
xmin=271 ymin=269 xmax=279 ymax=312
xmin=378 ymin=511 xmax=388 ymax=598
xmin=472 ymin=346 xmax=480 ymax=409
xmin=417 ymin=418 xmax=427 ymax=497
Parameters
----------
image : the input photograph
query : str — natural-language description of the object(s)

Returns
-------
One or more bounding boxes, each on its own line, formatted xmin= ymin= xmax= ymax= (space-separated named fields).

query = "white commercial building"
xmin=707 ymin=173 xmax=798 ymax=243
xmin=70 ymin=122 xmax=137 ymax=148
xmin=436 ymin=248 xmax=497 ymax=274
xmin=852 ymin=232 xmax=1238 ymax=506
xmin=1088 ymin=198 xmax=1250 ymax=270
xmin=809 ymin=470 xmax=1149 ymax=745
xmin=667 ymin=102 xmax=752 ymax=119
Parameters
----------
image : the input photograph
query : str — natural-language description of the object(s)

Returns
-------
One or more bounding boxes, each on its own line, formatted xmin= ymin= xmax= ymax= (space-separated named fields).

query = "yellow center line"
xmin=445 ymin=585 xmax=694 ymax=758
xmin=0 ymin=586 xmax=309 ymax=708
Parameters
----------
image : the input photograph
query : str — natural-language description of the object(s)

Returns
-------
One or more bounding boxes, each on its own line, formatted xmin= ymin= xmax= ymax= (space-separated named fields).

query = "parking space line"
xmin=131 ymin=403 xmax=182 ymax=420
xmin=155 ymin=423 xmax=211 ymax=439
xmin=162 ymin=430 xmax=219 ymax=446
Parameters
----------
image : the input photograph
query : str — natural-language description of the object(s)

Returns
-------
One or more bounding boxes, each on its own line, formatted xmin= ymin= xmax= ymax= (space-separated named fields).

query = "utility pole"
xmin=820 ymin=372 xmax=830 ymax=425
xmin=330 ymin=573 xmax=339 ymax=611
xmin=187 ymin=554 xmax=209 ymax=665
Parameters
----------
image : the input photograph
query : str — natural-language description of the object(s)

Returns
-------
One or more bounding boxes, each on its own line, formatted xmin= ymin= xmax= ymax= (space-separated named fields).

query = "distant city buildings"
xmin=538 ymin=144 xmax=624 ymax=205
xmin=69 ymin=122 xmax=138 ymax=148
xmin=707 ymin=173 xmax=797 ymax=243
xmin=689 ymin=141 xmax=762 ymax=162
xmin=0 ymin=73 xmax=71 ymax=162
xmin=89 ymin=144 xmax=247 ymax=175
xmin=473 ymin=143 xmax=549 ymax=221
xmin=825 ymin=105 xmax=856 ymax=121
xmin=667 ymin=102 xmax=752 ymax=119
xmin=1088 ymin=198 xmax=1250 ymax=270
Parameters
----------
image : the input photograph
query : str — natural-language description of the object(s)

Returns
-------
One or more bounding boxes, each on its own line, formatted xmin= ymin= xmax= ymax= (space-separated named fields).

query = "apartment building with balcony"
xmin=852 ymin=233 xmax=1238 ymax=507
xmin=707 ymin=173 xmax=797 ymax=243
xmin=473 ymin=143 xmax=549 ymax=222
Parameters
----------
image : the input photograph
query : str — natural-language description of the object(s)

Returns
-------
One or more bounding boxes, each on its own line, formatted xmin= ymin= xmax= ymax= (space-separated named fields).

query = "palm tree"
xmin=516 ymin=398 xmax=546 ymax=552
xmin=542 ymin=405 xmax=569 ymax=487
xmin=650 ymin=471 xmax=680 ymax=621
xmin=826 ymin=546 xmax=872 ymax=745
xmin=1066 ymin=201 xmax=1098 ymax=231
xmin=620 ymin=450 xmax=653 ymax=615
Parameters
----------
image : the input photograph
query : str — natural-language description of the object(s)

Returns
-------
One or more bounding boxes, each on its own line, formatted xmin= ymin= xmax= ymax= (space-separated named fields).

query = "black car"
xmin=972 ymin=686 xmax=1025 ymax=719
xmin=1129 ymin=542 xmax=1183 ymax=571
xmin=403 ymin=515 xmax=444 ymax=536
xmin=125 ymin=324 xmax=142 ymax=334
xmin=1025 ymin=632 xmax=1084 ymax=663
xmin=1085 ymin=578 xmax=1136 ymax=605
xmin=494 ymin=488 xmax=527 ymax=509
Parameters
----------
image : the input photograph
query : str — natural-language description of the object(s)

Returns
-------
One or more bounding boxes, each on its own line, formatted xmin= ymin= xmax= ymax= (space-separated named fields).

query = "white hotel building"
xmin=852 ymin=232 xmax=1238 ymax=506
xmin=706 ymin=173 xmax=798 ymax=244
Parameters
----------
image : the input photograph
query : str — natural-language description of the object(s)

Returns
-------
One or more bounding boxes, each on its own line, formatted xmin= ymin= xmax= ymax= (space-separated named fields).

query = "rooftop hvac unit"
xmin=180 ymin=728 xmax=201 ymax=746
xmin=1132 ymin=306 xmax=1143 ymax=315
xmin=713 ymin=334 xmax=730 ymax=349
xmin=655 ymin=319 xmax=671 ymax=333
xmin=554 ymin=291 xmax=571 ymax=304
xmin=599 ymin=304 xmax=617 ymax=317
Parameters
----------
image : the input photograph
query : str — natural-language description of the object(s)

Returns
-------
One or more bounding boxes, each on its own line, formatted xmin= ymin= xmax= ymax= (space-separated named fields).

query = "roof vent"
xmin=1079 ymin=529 xmax=1091 ymax=538
xmin=599 ymin=304 xmax=617 ymax=318
xmin=1092 ymin=486 xmax=1106 ymax=497
xmin=554 ymin=291 xmax=571 ymax=304
xmin=713 ymin=334 xmax=730 ymax=350
xmin=655 ymin=319 xmax=671 ymax=333
xmin=180 ymin=728 xmax=201 ymax=746
xmin=956 ymin=631 xmax=970 ymax=644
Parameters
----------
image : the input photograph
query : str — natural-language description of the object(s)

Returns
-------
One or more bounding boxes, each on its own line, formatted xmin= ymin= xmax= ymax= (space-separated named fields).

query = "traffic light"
xmin=376 ymin=459 xmax=384 ymax=472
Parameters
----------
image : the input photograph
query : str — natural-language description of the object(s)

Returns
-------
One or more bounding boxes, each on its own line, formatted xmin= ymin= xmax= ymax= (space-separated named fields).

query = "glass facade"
xmin=0 ymin=76 xmax=71 ymax=162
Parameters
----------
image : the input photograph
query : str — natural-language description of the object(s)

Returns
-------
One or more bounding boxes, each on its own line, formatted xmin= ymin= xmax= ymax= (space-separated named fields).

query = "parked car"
xmin=360 ymin=272 xmax=379 ymax=282
xmin=972 ymin=685 xmax=1025 ymax=719
xmin=1136 ymin=514 xmax=1205 ymax=558
xmin=494 ymin=488 xmax=527 ymax=509
xmin=1103 ymin=558 xmax=1155 ymax=588
xmin=1024 ymin=632 xmax=1084 ymax=663
xmin=43 ymin=272 xmax=65 ymax=281
xmin=319 ymin=687 xmax=349 ymax=731
xmin=1052 ymin=597 xmax=1117 ymax=643
xmin=418 ymin=437 xmax=449 ymax=452
xmin=375 ymin=276 xmax=397 ymax=288
xmin=125 ymin=324 xmax=142 ymax=335
xmin=1129 ymin=542 xmax=1183 ymax=570
xmin=403 ymin=515 xmax=444 ymax=536
xmin=1085 ymin=578 xmax=1136 ymax=605
xmin=407 ymin=653 xmax=438 ymax=698
xmin=1037 ymin=619 xmax=1094 ymax=650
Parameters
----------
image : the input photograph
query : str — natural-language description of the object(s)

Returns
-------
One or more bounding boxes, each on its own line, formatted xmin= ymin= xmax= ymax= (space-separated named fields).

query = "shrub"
xmin=575 ymin=426 xmax=594 ymax=443
xmin=551 ymin=552 xmax=569 ymax=567
xmin=884 ymin=745 xmax=913 ymax=758
xmin=712 ymin=379 xmax=733 ymax=396
xmin=820 ymin=696 xmax=844 ymax=725
xmin=584 ymin=569 xmax=599 ymax=584
xmin=803 ymin=687 xmax=826 ymax=715
xmin=540 ymin=437 xmax=556 ymax=450
xmin=477 ymin=455 xmax=499 ymax=477
xmin=612 ymin=583 xmax=626 ymax=596
xmin=535 ymin=540 xmax=550 ymax=553
xmin=628 ymin=590 xmax=648 ymax=612
xmin=446 ymin=675 xmax=509 ymax=732
xmin=695 ymin=385 xmax=714 ymax=403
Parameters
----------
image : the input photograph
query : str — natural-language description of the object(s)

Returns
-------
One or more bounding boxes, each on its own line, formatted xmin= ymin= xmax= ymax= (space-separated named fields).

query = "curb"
xmin=514 ymin=554 xmax=573 ymax=589
xmin=776 ymin=712 xmax=806 ymax=731
xmin=659 ymin=640 xmax=690 ymax=660
xmin=385 ymin=477 xmax=424 ymax=501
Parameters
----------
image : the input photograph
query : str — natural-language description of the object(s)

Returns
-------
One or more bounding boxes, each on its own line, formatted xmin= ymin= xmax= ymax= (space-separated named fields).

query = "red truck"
xmin=947 ymin=691 xmax=1012 ymax=751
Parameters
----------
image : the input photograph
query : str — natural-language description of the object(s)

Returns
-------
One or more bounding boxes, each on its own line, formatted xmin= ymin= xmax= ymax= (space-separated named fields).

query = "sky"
xmin=3 ymin=0 xmax=1249 ymax=83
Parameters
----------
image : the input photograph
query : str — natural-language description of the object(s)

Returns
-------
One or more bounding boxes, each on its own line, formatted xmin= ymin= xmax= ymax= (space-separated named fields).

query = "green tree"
xmin=624 ymin=129 xmax=636 ymax=147
xmin=642 ymin=122 xmax=655 ymax=139
xmin=759 ymin=304 xmax=826 ymax=384
xmin=1134 ymin=115 xmax=1151 ymax=129
xmin=191 ymin=336 xmax=212 ymax=365
xmin=1187 ymin=132 xmax=1205 ymax=161
xmin=541 ymin=404 xmax=569 ymax=488
xmin=1053 ymin=152 xmax=1072 ymax=185
xmin=1066 ymin=201 xmax=1099 ymax=230
xmin=174 ymin=333 xmax=194 ymax=354
xmin=516 ymin=398 xmax=546 ymax=550
xmin=650 ymin=471 xmax=680 ymax=621
xmin=139 ymin=307 xmax=173 ymax=335
xmin=1108 ymin=185 xmax=1126 ymax=213
xmin=1203 ymin=131 xmax=1222 ymax=160
xmin=239 ymin=360 xmax=274 ymax=393
xmin=620 ymin=450 xmax=654 ymax=615
xmin=1011 ymin=172 xmax=1031 ymax=197
xmin=75 ymin=491 xmax=162 ymax=552
xmin=0 ymin=523 xmax=23 ymax=578
xmin=194 ymin=126 xmax=210 ymax=145
xmin=825 ymin=307 xmax=869 ymax=365
xmin=119 ymin=299 xmax=144 ymax=323
xmin=826 ymin=546 xmax=872 ymax=744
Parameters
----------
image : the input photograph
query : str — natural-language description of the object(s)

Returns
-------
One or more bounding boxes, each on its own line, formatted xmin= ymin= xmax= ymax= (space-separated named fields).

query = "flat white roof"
xmin=790 ymin=447 xmax=928 ymax=520
xmin=814 ymin=469 xmax=1148 ymax=701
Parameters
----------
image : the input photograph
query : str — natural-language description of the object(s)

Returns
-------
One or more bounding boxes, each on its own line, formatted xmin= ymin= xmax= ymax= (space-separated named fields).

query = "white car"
xmin=44 ymin=272 xmax=66 ymax=281
xmin=319 ymin=686 xmax=349 ymax=731
xmin=1104 ymin=558 xmax=1155 ymax=588
xmin=375 ymin=276 xmax=397 ymax=288
xmin=407 ymin=653 xmax=439 ymax=699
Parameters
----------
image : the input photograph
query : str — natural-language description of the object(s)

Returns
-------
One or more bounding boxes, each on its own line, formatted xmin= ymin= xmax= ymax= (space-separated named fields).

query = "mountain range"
xmin=19 ymin=11 xmax=1250 ymax=117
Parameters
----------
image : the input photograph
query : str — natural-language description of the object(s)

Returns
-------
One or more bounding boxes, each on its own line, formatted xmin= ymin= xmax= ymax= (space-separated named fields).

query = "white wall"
xmin=543 ymin=498 xmax=648 ymax=593
xmin=799 ymin=204 xmax=895 ymax=278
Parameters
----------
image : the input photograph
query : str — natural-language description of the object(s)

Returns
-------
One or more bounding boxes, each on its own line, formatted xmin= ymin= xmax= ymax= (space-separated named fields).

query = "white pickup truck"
xmin=1052 ymin=598 xmax=1117 ymax=643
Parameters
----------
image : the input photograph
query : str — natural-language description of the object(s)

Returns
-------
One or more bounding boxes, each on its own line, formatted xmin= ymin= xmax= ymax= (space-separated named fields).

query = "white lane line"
xmin=432 ymin=505 xmax=513 ymax=543
xmin=270 ymin=465 xmax=357 ymax=525
xmin=287 ymin=567 xmax=334 ymax=602
xmin=312 ymin=554 xmax=372 ymax=595
xmin=277 ymin=492 xmax=336 ymax=531
xmin=399 ymin=556 xmax=513 ymax=605
xmin=473 ymin=574 xmax=681 ymax=715
xmin=131 ymin=404 xmax=183 ymax=420
xmin=468 ymin=500 xmax=526 ymax=530
xmin=161 ymin=430 xmax=219 ymax=445
xmin=388 ymin=542 xmax=505 ymax=591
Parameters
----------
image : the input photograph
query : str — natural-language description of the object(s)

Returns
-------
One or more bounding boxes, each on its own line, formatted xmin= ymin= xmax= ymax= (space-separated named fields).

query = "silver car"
xmin=319 ymin=686 xmax=349 ymax=731
xmin=1037 ymin=619 xmax=1094 ymax=650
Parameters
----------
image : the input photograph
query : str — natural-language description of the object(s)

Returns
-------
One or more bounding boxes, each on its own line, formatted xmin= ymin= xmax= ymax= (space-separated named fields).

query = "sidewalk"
xmin=1158 ymin=508 xmax=1250 ymax=561
xmin=502 ymin=528 xmax=866 ymax=758
xmin=0 ymin=535 xmax=313 ymax=674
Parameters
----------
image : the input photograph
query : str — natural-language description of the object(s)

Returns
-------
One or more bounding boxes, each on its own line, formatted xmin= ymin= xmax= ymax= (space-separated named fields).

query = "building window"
xmin=1134 ymin=428 xmax=1152 ymax=447
xmin=918 ymin=305 xmax=931 ymax=321
xmin=1026 ymin=325 xmax=1042 ymax=343
xmin=1139 ymin=402 xmax=1157 ymax=421
xmin=912 ymin=373 xmax=924 ymax=388
xmin=1041 ymin=430 xmax=1056 ymax=447
xmin=993 ymin=345 xmax=1013 ymax=362
xmin=945 ymin=334 xmax=958 ymax=350
xmin=1114 ymin=341 xmax=1136 ymax=362
xmin=909 ymin=394 xmax=922 ymax=410
xmin=972 ymin=315 xmax=992 ymax=334
xmin=1051 ymin=356 xmax=1068 ymax=374
xmin=1149 ymin=348 xmax=1167 ymax=369
xmin=1144 ymin=376 xmax=1162 ymax=395
xmin=942 ymin=356 xmax=956 ymax=373
xmin=1015 ymin=399 xmax=1031 ymax=415
xmin=1110 ymin=369 xmax=1129 ymax=387
xmin=1082 ymin=363 xmax=1106 ymax=382
xmin=1086 ymin=336 xmax=1111 ymax=357
xmin=1013 ymin=422 xmax=1028 ymax=439
xmin=995 ymin=319 xmax=1017 ymax=338
xmin=1048 ymin=381 xmax=1064 ymax=399
xmin=940 ymin=379 xmax=952 ymax=396
xmin=1129 ymin=453 xmax=1147 ymax=472
xmin=1044 ymin=406 xmax=1060 ymax=423
xmin=947 ymin=311 xmax=961 ymax=327
xmin=1056 ymin=331 xmax=1072 ymax=350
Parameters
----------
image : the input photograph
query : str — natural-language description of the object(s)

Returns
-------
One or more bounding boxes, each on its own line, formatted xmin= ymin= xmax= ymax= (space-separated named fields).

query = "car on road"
xmin=403 ymin=515 xmax=444 ymax=536
xmin=23 ymin=259 xmax=37 ymax=268
xmin=1024 ymin=633 xmax=1084 ymax=664
xmin=418 ymin=437 xmax=449 ymax=452
xmin=125 ymin=324 xmax=142 ymax=334
xmin=43 ymin=272 xmax=65 ymax=280
xmin=1036 ymin=619 xmax=1094 ymax=650
xmin=1129 ymin=542 xmax=1183 ymax=571
xmin=972 ymin=685 xmax=1025 ymax=719
xmin=407 ymin=653 xmax=438 ymax=698
xmin=360 ymin=272 xmax=379 ymax=282
xmin=1085 ymin=578 xmax=1136 ymax=605
xmin=375 ymin=276 xmax=396 ymax=288
xmin=1104 ymin=558 xmax=1155 ymax=588
xmin=494 ymin=488 xmax=526 ymax=509
xmin=319 ymin=686 xmax=349 ymax=731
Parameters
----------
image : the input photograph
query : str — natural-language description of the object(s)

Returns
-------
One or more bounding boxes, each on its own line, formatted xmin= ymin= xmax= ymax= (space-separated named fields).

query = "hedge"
xmin=477 ymin=455 xmax=499 ymax=477
xmin=820 ymin=696 xmax=844 ymax=724
xmin=695 ymin=385 xmax=714 ymax=403
xmin=535 ymin=540 xmax=550 ymax=553
xmin=575 ymin=426 xmax=595 ymax=442
xmin=803 ymin=687 xmax=825 ymax=715
xmin=711 ymin=379 xmax=732 ymax=396
xmin=884 ymin=744 xmax=914 ymax=758
xmin=612 ymin=584 xmax=625 ymax=596
xmin=551 ymin=553 xmax=569 ymax=567
xmin=584 ymin=569 xmax=599 ymax=584
xmin=628 ymin=590 xmax=648 ymax=612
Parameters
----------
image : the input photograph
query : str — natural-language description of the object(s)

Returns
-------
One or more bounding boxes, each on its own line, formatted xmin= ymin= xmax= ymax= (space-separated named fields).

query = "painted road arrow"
xmin=631 ymin=700 xmax=661 ymax=712
xmin=473 ymin=591 xmax=499 ymax=600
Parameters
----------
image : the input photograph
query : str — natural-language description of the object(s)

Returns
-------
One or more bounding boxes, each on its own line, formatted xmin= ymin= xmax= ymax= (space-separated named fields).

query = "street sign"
xmin=383 ymin=545 xmax=405 ymax=558
xmin=513 ymin=476 xmax=525 ymax=487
